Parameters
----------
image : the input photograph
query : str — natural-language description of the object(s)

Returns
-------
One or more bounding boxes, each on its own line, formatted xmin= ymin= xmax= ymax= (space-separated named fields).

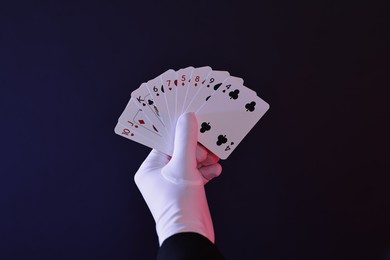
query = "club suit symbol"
xmin=245 ymin=101 xmax=256 ymax=112
xmin=229 ymin=89 xmax=239 ymax=100
xmin=216 ymin=135 xmax=228 ymax=146
xmin=200 ymin=122 xmax=211 ymax=133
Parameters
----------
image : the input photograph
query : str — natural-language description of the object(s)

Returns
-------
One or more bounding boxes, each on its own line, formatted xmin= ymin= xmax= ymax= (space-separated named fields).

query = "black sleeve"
xmin=156 ymin=232 xmax=225 ymax=260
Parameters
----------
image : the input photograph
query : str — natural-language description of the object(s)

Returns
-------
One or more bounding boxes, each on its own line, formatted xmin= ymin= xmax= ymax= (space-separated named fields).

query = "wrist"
xmin=155 ymin=185 xmax=215 ymax=245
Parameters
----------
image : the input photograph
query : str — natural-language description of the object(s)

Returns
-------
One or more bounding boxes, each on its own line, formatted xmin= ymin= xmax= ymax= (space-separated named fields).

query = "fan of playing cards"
xmin=114 ymin=66 xmax=270 ymax=159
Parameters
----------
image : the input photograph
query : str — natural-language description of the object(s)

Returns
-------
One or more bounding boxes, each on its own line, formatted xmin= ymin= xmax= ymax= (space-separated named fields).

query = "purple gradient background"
xmin=0 ymin=1 xmax=389 ymax=259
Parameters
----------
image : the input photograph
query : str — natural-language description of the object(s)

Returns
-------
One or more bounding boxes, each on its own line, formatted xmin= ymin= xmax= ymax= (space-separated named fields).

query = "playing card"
xmin=118 ymin=98 xmax=169 ymax=154
xmin=131 ymin=83 xmax=169 ymax=145
xmin=145 ymin=70 xmax=171 ymax=134
xmin=116 ymin=66 xmax=270 ymax=160
xmin=175 ymin=66 xmax=194 ymax=125
xmin=160 ymin=69 xmax=178 ymax=132
xmin=196 ymin=80 xmax=269 ymax=159
xmin=114 ymin=122 xmax=157 ymax=150
xmin=182 ymin=66 xmax=212 ymax=113
xmin=184 ymin=70 xmax=230 ymax=113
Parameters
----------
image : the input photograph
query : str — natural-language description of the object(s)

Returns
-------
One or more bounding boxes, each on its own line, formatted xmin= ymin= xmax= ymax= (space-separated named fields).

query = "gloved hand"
xmin=134 ymin=112 xmax=222 ymax=246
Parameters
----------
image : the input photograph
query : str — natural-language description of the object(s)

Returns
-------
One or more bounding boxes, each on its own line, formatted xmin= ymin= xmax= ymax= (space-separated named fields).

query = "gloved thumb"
xmin=172 ymin=112 xmax=198 ymax=168
xmin=162 ymin=112 xmax=202 ymax=185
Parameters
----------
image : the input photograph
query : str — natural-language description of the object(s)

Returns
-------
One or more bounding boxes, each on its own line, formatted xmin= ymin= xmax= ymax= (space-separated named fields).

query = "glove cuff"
xmin=155 ymin=185 xmax=215 ymax=245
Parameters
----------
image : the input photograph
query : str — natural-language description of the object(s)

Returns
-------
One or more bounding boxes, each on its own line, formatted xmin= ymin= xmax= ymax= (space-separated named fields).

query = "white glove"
xmin=134 ymin=112 xmax=222 ymax=246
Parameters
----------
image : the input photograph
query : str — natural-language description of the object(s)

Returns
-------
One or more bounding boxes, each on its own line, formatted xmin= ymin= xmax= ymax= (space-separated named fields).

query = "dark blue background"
xmin=1 ymin=1 xmax=389 ymax=259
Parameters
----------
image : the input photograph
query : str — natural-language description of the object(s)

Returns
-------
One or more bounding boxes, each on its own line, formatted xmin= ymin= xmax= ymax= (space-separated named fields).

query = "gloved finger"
xmin=170 ymin=112 xmax=198 ymax=169
xmin=196 ymin=143 xmax=208 ymax=163
xmin=135 ymin=149 xmax=170 ymax=184
xmin=141 ymin=149 xmax=171 ymax=169
xmin=198 ymin=163 xmax=222 ymax=184
xmin=200 ymin=151 xmax=220 ymax=167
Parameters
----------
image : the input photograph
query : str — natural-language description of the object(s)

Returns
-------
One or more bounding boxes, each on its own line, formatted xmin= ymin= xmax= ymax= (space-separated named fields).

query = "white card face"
xmin=175 ymin=67 xmax=194 ymax=122
xmin=182 ymin=66 xmax=212 ymax=113
xmin=196 ymin=76 xmax=245 ymax=112
xmin=196 ymin=82 xmax=269 ymax=159
xmin=118 ymin=98 xmax=168 ymax=153
xmin=146 ymin=71 xmax=171 ymax=133
xmin=131 ymin=83 xmax=168 ymax=144
xmin=114 ymin=122 xmax=157 ymax=150
xmin=115 ymin=66 xmax=270 ymax=159
xmin=160 ymin=69 xmax=177 ymax=132
xmin=159 ymin=70 xmax=177 ymax=155
xmin=185 ymin=70 xmax=230 ymax=113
